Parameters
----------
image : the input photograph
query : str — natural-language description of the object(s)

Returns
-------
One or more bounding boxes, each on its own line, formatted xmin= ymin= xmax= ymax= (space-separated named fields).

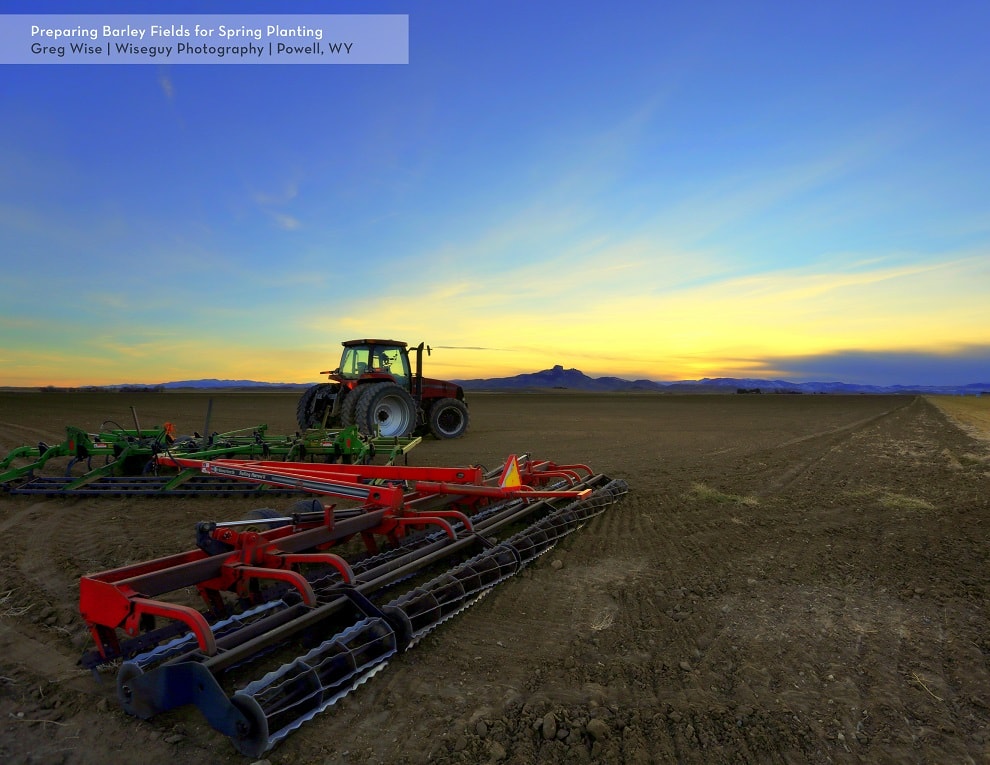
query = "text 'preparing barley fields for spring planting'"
xmin=0 ymin=14 xmax=409 ymax=64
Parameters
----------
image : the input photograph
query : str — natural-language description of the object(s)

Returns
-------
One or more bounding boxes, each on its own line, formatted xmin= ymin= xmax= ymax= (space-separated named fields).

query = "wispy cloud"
xmin=158 ymin=69 xmax=174 ymax=102
xmin=252 ymin=181 xmax=299 ymax=207
xmin=250 ymin=180 xmax=302 ymax=230
xmin=269 ymin=212 xmax=301 ymax=231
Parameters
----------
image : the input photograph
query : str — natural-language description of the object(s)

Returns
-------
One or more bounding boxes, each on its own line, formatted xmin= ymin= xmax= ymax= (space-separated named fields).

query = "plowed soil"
xmin=0 ymin=391 xmax=988 ymax=765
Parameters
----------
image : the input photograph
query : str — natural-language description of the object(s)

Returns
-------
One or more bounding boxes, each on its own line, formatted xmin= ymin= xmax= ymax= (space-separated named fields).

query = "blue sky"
xmin=2 ymin=0 xmax=988 ymax=386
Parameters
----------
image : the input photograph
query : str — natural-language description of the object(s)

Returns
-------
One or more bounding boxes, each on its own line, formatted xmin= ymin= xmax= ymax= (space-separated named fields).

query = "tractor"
xmin=296 ymin=339 xmax=470 ymax=439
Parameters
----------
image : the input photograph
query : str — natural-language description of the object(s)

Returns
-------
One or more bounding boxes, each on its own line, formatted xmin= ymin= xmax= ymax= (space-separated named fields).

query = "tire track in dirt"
xmin=0 ymin=420 xmax=64 ymax=443
xmin=773 ymin=396 xmax=915 ymax=449
xmin=722 ymin=396 xmax=915 ymax=498
xmin=0 ymin=501 xmax=48 ymax=535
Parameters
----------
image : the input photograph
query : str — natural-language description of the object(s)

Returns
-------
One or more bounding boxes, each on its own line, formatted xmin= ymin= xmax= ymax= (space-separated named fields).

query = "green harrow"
xmin=0 ymin=422 xmax=419 ymax=496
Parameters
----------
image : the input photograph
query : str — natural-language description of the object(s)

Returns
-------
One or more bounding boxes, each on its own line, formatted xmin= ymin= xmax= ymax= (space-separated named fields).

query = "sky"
xmin=2 ymin=0 xmax=989 ymax=387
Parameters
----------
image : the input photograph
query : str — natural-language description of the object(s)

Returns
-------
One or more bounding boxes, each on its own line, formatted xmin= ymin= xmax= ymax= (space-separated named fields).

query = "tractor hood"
xmin=421 ymin=377 xmax=464 ymax=400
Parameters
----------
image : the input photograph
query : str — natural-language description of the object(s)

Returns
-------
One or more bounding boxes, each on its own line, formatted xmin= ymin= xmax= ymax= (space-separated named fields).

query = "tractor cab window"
xmin=375 ymin=347 xmax=410 ymax=388
xmin=339 ymin=346 xmax=372 ymax=379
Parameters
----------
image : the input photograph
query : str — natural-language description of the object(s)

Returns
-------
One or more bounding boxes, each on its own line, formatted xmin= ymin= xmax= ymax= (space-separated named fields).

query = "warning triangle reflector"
xmin=499 ymin=455 xmax=522 ymax=489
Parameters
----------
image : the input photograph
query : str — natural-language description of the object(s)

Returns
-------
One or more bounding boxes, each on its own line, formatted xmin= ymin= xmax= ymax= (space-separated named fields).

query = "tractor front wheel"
xmin=428 ymin=398 xmax=470 ymax=439
xmin=355 ymin=383 xmax=417 ymax=438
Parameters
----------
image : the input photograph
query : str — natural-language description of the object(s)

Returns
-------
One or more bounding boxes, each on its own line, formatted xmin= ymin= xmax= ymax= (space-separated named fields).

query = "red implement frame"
xmin=80 ymin=455 xmax=593 ymax=663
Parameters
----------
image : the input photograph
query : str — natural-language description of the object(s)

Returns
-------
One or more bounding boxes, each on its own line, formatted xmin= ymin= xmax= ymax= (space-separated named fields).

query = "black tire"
xmin=339 ymin=387 xmax=363 ymax=428
xmin=428 ymin=397 xmax=470 ymax=439
xmin=296 ymin=383 xmax=337 ymax=430
xmin=289 ymin=498 xmax=324 ymax=515
xmin=355 ymin=383 xmax=417 ymax=438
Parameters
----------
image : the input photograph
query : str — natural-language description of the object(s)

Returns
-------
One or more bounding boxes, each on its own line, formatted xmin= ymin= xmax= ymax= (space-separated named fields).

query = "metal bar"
xmin=198 ymin=459 xmax=483 ymax=485
xmin=189 ymin=461 xmax=405 ymax=508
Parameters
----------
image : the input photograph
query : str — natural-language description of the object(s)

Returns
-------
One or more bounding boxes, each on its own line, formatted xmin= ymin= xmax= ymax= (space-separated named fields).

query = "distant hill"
xmin=452 ymin=365 xmax=666 ymax=392
xmin=452 ymin=365 xmax=990 ymax=396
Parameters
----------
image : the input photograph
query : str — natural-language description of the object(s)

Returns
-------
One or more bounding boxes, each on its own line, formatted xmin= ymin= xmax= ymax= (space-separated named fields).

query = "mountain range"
xmin=99 ymin=366 xmax=989 ymax=396
xmin=450 ymin=365 xmax=989 ymax=396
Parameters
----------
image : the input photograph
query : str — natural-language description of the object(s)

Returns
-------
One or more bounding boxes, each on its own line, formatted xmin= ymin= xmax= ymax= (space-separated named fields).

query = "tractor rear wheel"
xmin=428 ymin=398 xmax=470 ymax=439
xmin=339 ymin=387 xmax=363 ymax=428
xmin=355 ymin=383 xmax=417 ymax=438
xmin=296 ymin=384 xmax=337 ymax=430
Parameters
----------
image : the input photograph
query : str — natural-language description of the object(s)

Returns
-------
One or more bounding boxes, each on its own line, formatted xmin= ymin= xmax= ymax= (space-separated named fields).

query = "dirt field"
xmin=929 ymin=395 xmax=990 ymax=446
xmin=0 ymin=391 xmax=988 ymax=765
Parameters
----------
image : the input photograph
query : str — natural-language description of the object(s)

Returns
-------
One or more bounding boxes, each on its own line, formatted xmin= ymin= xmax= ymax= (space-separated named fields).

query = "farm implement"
xmin=0 ymin=421 xmax=418 ymax=496
xmin=78 ymin=454 xmax=628 ymax=757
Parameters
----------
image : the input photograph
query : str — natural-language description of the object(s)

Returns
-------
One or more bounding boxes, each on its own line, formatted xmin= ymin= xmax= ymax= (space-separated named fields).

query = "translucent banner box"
xmin=0 ymin=14 xmax=408 ymax=64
